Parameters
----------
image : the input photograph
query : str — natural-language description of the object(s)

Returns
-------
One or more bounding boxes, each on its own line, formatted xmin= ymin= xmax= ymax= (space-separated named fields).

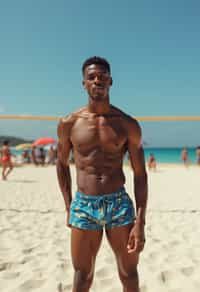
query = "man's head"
xmin=82 ymin=56 xmax=112 ymax=101
xmin=82 ymin=56 xmax=111 ymax=75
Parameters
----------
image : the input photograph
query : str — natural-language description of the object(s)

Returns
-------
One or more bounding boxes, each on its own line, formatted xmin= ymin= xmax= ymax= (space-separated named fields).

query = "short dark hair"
xmin=3 ymin=140 xmax=9 ymax=145
xmin=82 ymin=56 xmax=111 ymax=75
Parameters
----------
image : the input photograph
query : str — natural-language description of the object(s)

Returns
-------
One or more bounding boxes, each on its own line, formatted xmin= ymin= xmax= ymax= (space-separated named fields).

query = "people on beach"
xmin=0 ymin=140 xmax=14 ymax=180
xmin=22 ymin=150 xmax=31 ymax=163
xmin=47 ymin=146 xmax=57 ymax=164
xmin=38 ymin=147 xmax=45 ymax=166
xmin=181 ymin=147 xmax=190 ymax=167
xmin=147 ymin=153 xmax=157 ymax=171
xmin=31 ymin=146 xmax=38 ymax=165
xmin=196 ymin=146 xmax=200 ymax=166
xmin=56 ymin=56 xmax=148 ymax=292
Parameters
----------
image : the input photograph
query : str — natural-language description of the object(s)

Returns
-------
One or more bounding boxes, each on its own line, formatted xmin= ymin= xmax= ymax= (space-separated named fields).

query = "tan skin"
xmin=57 ymin=63 xmax=148 ymax=292
xmin=1 ymin=144 xmax=13 ymax=180
xmin=181 ymin=148 xmax=189 ymax=167
xmin=196 ymin=148 xmax=200 ymax=165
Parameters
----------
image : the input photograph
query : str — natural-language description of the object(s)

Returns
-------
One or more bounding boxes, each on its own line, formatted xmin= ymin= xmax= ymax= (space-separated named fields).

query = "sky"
xmin=0 ymin=0 xmax=200 ymax=147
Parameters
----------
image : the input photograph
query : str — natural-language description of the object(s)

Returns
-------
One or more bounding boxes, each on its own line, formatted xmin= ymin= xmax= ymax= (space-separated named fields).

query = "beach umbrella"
xmin=15 ymin=143 xmax=33 ymax=150
xmin=33 ymin=137 xmax=57 ymax=146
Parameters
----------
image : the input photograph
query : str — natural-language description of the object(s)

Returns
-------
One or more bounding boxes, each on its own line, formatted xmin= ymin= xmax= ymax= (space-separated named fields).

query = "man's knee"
xmin=73 ymin=269 xmax=94 ymax=290
xmin=119 ymin=268 xmax=139 ymax=290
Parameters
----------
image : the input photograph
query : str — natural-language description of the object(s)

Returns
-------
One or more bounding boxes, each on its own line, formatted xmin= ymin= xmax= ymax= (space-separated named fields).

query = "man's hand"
xmin=65 ymin=211 xmax=72 ymax=228
xmin=127 ymin=222 xmax=145 ymax=253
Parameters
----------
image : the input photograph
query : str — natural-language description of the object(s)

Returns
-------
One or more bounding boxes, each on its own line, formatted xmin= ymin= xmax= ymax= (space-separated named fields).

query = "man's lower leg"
xmin=72 ymin=270 xmax=93 ymax=292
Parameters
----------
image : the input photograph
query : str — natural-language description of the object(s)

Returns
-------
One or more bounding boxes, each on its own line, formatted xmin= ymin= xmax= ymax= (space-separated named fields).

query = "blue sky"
xmin=0 ymin=0 xmax=200 ymax=146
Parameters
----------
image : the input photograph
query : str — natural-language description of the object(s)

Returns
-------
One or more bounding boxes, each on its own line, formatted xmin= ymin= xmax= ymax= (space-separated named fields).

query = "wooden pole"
xmin=0 ymin=115 xmax=200 ymax=121
xmin=0 ymin=115 xmax=59 ymax=121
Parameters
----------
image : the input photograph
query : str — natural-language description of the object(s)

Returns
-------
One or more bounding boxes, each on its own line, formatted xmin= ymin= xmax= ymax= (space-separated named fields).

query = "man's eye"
xmin=87 ymin=74 xmax=109 ymax=81
xmin=88 ymin=75 xmax=95 ymax=80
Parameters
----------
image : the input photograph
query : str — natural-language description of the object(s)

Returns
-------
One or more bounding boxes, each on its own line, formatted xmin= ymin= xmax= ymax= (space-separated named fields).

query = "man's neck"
xmin=88 ymin=98 xmax=110 ymax=115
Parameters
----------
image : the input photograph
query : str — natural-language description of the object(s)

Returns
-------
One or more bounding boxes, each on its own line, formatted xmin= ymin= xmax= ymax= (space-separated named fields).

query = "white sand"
xmin=0 ymin=164 xmax=200 ymax=291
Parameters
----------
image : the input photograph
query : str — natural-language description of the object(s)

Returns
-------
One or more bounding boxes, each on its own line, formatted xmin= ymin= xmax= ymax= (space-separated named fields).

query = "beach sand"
xmin=0 ymin=164 xmax=200 ymax=291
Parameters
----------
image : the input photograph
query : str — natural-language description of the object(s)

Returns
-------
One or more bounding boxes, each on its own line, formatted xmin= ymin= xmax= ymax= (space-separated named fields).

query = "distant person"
xmin=22 ymin=150 xmax=31 ymax=163
xmin=147 ymin=153 xmax=157 ymax=171
xmin=196 ymin=146 xmax=200 ymax=166
xmin=181 ymin=148 xmax=190 ymax=167
xmin=0 ymin=140 xmax=14 ymax=180
xmin=47 ymin=146 xmax=57 ymax=165
xmin=31 ymin=146 xmax=38 ymax=165
xmin=38 ymin=147 xmax=45 ymax=166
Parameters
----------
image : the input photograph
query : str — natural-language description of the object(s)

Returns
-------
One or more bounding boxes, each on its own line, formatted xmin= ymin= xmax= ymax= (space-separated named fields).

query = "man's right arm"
xmin=56 ymin=116 xmax=73 ymax=212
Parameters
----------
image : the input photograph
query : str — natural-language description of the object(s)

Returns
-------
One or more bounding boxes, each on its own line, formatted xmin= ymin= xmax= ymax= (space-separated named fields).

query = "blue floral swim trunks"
xmin=69 ymin=187 xmax=135 ymax=230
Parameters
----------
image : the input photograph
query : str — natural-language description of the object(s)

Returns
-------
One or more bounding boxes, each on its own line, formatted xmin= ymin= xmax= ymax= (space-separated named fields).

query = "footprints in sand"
xmin=0 ymin=262 xmax=13 ymax=272
xmin=57 ymin=282 xmax=72 ymax=292
xmin=138 ymin=212 xmax=200 ymax=292
xmin=19 ymin=279 xmax=46 ymax=291
xmin=181 ymin=266 xmax=194 ymax=277
xmin=1 ymin=164 xmax=200 ymax=292
xmin=0 ymin=210 xmax=70 ymax=292
xmin=1 ymin=211 xmax=199 ymax=292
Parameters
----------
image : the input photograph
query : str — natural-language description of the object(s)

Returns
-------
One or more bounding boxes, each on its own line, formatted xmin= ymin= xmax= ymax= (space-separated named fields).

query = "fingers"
xmin=127 ymin=236 xmax=134 ymax=252
xmin=127 ymin=238 xmax=145 ymax=253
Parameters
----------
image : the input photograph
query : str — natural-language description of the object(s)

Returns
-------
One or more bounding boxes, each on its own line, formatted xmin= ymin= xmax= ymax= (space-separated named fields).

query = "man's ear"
xmin=110 ymin=77 xmax=113 ymax=86
xmin=82 ymin=80 xmax=86 ymax=88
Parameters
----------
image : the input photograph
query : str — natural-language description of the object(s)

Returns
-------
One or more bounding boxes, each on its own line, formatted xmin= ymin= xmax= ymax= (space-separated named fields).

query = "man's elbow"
xmin=56 ymin=158 xmax=68 ymax=169
xmin=134 ymin=171 xmax=148 ymax=183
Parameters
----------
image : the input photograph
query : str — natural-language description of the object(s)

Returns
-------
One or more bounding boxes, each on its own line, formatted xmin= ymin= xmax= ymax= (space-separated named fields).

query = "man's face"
xmin=83 ymin=64 xmax=112 ymax=101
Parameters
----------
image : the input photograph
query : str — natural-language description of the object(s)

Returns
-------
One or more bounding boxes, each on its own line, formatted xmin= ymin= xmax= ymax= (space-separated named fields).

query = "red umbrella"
xmin=33 ymin=137 xmax=57 ymax=146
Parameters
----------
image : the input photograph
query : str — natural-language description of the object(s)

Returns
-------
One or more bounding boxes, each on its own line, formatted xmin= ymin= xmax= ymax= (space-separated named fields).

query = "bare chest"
xmin=71 ymin=116 xmax=127 ymax=154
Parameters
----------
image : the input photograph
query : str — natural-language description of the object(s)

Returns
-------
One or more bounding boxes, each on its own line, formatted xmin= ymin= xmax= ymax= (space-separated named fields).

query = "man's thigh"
xmin=71 ymin=227 xmax=103 ymax=273
xmin=105 ymin=224 xmax=139 ymax=272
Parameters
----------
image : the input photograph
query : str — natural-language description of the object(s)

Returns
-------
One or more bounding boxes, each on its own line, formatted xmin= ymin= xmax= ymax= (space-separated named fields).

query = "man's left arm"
xmin=126 ymin=118 xmax=148 ymax=253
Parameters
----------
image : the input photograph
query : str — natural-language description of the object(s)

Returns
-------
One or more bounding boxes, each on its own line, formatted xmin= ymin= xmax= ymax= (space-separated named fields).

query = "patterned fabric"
xmin=69 ymin=187 xmax=135 ymax=230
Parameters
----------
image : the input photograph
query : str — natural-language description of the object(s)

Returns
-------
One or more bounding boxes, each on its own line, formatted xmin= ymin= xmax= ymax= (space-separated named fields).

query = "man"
xmin=47 ymin=145 xmax=57 ymax=165
xmin=147 ymin=153 xmax=157 ymax=171
xmin=0 ymin=140 xmax=14 ymax=180
xmin=31 ymin=145 xmax=38 ymax=166
xmin=56 ymin=56 xmax=148 ymax=292
xmin=38 ymin=147 xmax=45 ymax=166
xmin=196 ymin=146 xmax=200 ymax=166
xmin=181 ymin=147 xmax=189 ymax=167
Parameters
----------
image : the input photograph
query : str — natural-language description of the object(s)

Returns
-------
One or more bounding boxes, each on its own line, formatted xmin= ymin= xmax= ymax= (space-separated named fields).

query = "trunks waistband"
xmin=75 ymin=186 xmax=126 ymax=200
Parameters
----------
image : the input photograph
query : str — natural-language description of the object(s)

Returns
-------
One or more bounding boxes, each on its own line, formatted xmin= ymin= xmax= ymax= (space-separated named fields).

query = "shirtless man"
xmin=1 ymin=140 xmax=14 ymax=180
xmin=181 ymin=147 xmax=189 ymax=167
xmin=56 ymin=56 xmax=148 ymax=292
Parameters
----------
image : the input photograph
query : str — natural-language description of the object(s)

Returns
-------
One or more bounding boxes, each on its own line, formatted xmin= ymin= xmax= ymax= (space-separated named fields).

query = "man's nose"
xmin=94 ymin=76 xmax=101 ymax=83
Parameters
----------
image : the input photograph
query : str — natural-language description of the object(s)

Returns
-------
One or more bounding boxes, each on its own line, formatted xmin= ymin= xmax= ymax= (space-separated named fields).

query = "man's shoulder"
xmin=111 ymin=105 xmax=140 ymax=128
xmin=59 ymin=107 xmax=87 ymax=127
xmin=113 ymin=107 xmax=142 ymax=145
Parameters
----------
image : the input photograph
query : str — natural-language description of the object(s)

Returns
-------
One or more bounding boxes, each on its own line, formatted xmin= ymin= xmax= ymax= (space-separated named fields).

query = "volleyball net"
xmin=0 ymin=115 xmax=200 ymax=162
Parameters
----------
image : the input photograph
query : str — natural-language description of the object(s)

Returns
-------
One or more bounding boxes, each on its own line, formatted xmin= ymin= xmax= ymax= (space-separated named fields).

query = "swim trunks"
xmin=69 ymin=187 xmax=135 ymax=230
xmin=1 ymin=156 xmax=11 ymax=163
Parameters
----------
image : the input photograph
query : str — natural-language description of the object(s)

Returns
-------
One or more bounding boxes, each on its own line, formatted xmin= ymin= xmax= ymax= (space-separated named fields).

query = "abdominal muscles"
xmin=74 ymin=149 xmax=126 ymax=195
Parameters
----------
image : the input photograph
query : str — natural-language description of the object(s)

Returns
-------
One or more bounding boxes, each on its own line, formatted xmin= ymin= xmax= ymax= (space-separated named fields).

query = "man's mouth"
xmin=93 ymin=85 xmax=104 ymax=90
